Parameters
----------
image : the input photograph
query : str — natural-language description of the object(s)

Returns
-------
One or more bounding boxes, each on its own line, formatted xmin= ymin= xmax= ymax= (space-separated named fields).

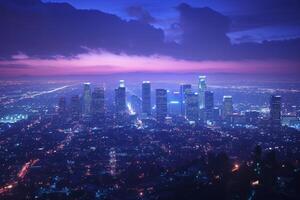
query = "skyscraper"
xmin=156 ymin=89 xmax=168 ymax=121
xmin=204 ymin=91 xmax=214 ymax=121
xmin=70 ymin=95 xmax=81 ymax=120
xmin=198 ymin=76 xmax=207 ymax=109
xmin=83 ymin=82 xmax=92 ymax=115
xmin=185 ymin=90 xmax=199 ymax=122
xmin=142 ymin=81 xmax=151 ymax=116
xmin=58 ymin=96 xmax=66 ymax=115
xmin=130 ymin=95 xmax=142 ymax=115
xmin=169 ymin=91 xmax=181 ymax=116
xmin=91 ymin=87 xmax=105 ymax=122
xmin=222 ymin=96 xmax=233 ymax=118
xmin=115 ymin=80 xmax=126 ymax=114
xmin=180 ymin=84 xmax=192 ymax=116
xmin=270 ymin=95 xmax=282 ymax=128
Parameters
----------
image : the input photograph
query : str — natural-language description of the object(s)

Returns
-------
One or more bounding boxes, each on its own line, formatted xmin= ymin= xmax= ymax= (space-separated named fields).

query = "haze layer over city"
xmin=0 ymin=0 xmax=300 ymax=200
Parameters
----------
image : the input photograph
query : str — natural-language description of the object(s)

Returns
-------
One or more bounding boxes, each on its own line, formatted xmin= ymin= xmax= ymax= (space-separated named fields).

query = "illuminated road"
xmin=0 ymin=127 xmax=76 ymax=195
xmin=0 ymin=159 xmax=39 ymax=195
xmin=22 ymin=85 xmax=71 ymax=99
xmin=1 ymin=85 xmax=73 ymax=105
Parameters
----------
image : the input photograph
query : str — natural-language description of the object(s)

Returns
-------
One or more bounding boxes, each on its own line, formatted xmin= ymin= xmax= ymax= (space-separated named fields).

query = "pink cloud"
xmin=0 ymin=51 xmax=299 ymax=76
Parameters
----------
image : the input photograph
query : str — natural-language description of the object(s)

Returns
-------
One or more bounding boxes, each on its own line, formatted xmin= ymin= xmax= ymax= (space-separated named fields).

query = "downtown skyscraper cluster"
xmin=56 ymin=75 xmax=282 ymax=130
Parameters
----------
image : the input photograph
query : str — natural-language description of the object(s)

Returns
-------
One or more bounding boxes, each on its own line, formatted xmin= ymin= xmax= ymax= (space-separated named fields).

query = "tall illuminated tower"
xmin=198 ymin=76 xmax=207 ymax=109
xmin=115 ymin=80 xmax=126 ymax=114
xmin=156 ymin=89 xmax=168 ymax=121
xmin=204 ymin=91 xmax=214 ymax=121
xmin=185 ymin=89 xmax=199 ymax=122
xmin=92 ymin=87 xmax=105 ymax=121
xmin=222 ymin=95 xmax=233 ymax=118
xmin=180 ymin=84 xmax=192 ymax=116
xmin=70 ymin=95 xmax=81 ymax=120
xmin=142 ymin=81 xmax=151 ymax=116
xmin=83 ymin=82 xmax=92 ymax=115
xmin=270 ymin=95 xmax=281 ymax=128
xmin=58 ymin=96 xmax=66 ymax=115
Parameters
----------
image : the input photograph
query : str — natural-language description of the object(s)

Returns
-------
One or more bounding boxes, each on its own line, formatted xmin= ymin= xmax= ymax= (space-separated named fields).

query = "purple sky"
xmin=0 ymin=0 xmax=299 ymax=77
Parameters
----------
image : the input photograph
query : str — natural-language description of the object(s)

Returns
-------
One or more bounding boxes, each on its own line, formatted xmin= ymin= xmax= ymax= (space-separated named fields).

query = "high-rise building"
xmin=270 ymin=95 xmax=281 ymax=128
xmin=168 ymin=91 xmax=181 ymax=116
xmin=142 ymin=81 xmax=151 ymax=116
xmin=70 ymin=95 xmax=81 ymax=120
xmin=180 ymin=84 xmax=192 ymax=116
xmin=222 ymin=96 xmax=233 ymax=118
xmin=185 ymin=90 xmax=199 ymax=122
xmin=156 ymin=89 xmax=168 ymax=121
xmin=213 ymin=107 xmax=221 ymax=122
xmin=204 ymin=91 xmax=214 ymax=121
xmin=58 ymin=96 xmax=66 ymax=115
xmin=115 ymin=80 xmax=126 ymax=114
xmin=91 ymin=87 xmax=105 ymax=121
xmin=198 ymin=76 xmax=207 ymax=109
xmin=130 ymin=95 xmax=142 ymax=115
xmin=83 ymin=82 xmax=92 ymax=115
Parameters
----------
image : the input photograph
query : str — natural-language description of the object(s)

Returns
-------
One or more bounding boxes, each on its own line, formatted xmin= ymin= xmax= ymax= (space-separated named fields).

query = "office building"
xmin=115 ymin=80 xmax=126 ymax=114
xmin=180 ymin=84 xmax=192 ymax=116
xmin=156 ymin=89 xmax=168 ymax=121
xmin=58 ymin=96 xmax=66 ymax=115
xmin=142 ymin=81 xmax=151 ymax=116
xmin=198 ymin=76 xmax=207 ymax=109
xmin=91 ymin=87 xmax=105 ymax=121
xmin=204 ymin=91 xmax=214 ymax=121
xmin=130 ymin=95 xmax=142 ymax=115
xmin=185 ymin=90 xmax=199 ymax=122
xmin=222 ymin=96 xmax=233 ymax=118
xmin=70 ymin=95 xmax=81 ymax=120
xmin=83 ymin=83 xmax=92 ymax=115
xmin=270 ymin=95 xmax=282 ymax=128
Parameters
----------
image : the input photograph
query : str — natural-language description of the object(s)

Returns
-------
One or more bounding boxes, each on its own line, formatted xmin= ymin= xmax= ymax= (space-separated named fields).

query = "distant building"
xmin=270 ymin=95 xmax=281 ymax=128
xmin=204 ymin=91 xmax=214 ymax=121
xmin=58 ymin=96 xmax=66 ymax=115
xmin=156 ymin=89 xmax=168 ymax=121
xmin=91 ymin=87 xmax=105 ymax=122
xmin=131 ymin=95 xmax=142 ymax=115
xmin=185 ymin=90 xmax=199 ymax=122
xmin=180 ymin=84 xmax=192 ymax=116
xmin=198 ymin=76 xmax=207 ymax=109
xmin=213 ymin=107 xmax=221 ymax=122
xmin=115 ymin=80 xmax=126 ymax=114
xmin=222 ymin=96 xmax=233 ymax=118
xmin=169 ymin=91 xmax=181 ymax=116
xmin=142 ymin=81 xmax=151 ymax=116
xmin=70 ymin=95 xmax=81 ymax=120
xmin=281 ymin=115 xmax=299 ymax=128
xmin=169 ymin=100 xmax=181 ymax=116
xmin=83 ymin=83 xmax=92 ymax=115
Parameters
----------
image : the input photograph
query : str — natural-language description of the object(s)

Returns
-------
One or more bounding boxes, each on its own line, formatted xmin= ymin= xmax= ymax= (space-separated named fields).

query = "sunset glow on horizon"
xmin=1 ymin=51 xmax=299 ymax=77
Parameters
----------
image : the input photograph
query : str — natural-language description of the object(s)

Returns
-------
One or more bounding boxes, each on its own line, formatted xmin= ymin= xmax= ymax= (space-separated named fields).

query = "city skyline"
xmin=1 ymin=1 xmax=300 ymax=200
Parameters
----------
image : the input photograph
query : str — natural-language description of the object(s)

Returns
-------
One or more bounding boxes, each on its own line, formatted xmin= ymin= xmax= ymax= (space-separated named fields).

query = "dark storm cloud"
xmin=177 ymin=3 xmax=231 ymax=59
xmin=228 ymin=0 xmax=300 ymax=31
xmin=0 ymin=0 xmax=164 ymax=58
xmin=0 ymin=0 xmax=299 ymax=61
xmin=173 ymin=3 xmax=300 ymax=60
xmin=126 ymin=5 xmax=156 ymax=24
